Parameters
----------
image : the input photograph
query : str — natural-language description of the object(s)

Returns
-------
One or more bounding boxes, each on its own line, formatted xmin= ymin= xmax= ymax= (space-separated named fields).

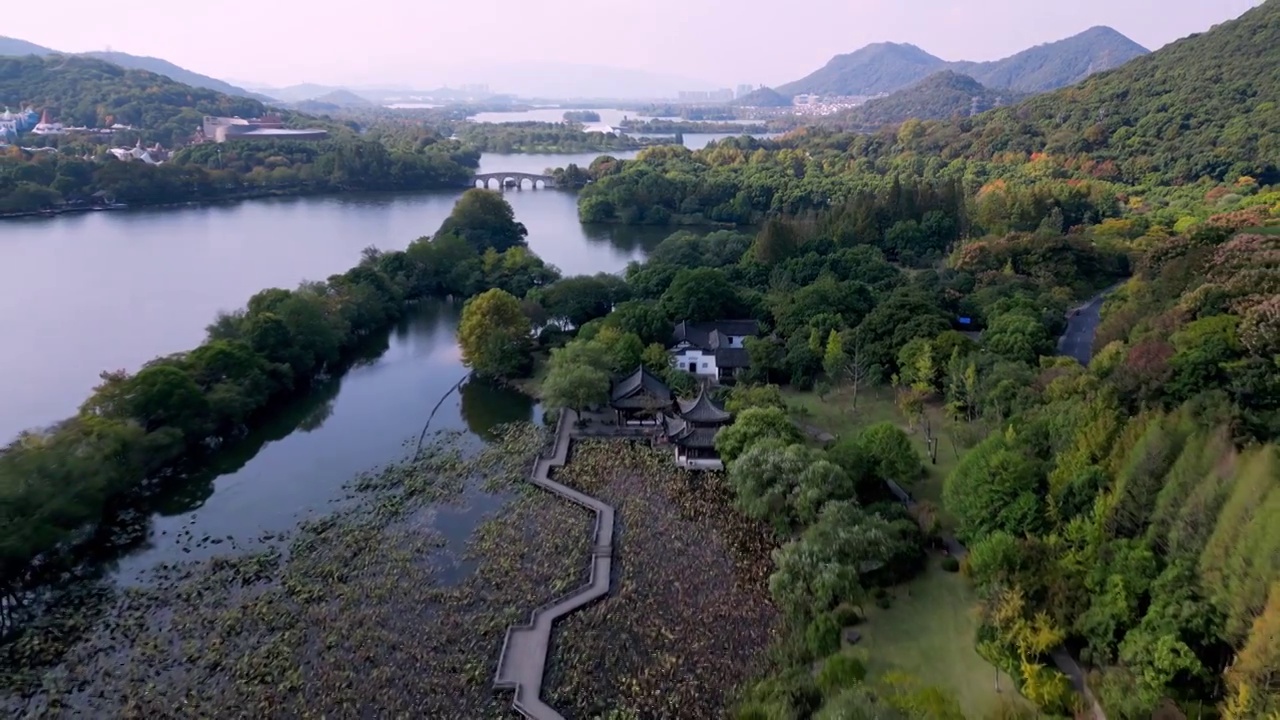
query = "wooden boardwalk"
xmin=493 ymin=411 xmax=615 ymax=720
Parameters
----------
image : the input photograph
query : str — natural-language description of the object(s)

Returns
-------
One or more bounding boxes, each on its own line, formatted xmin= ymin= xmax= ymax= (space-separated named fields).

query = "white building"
xmin=667 ymin=320 xmax=759 ymax=382
xmin=31 ymin=110 xmax=64 ymax=135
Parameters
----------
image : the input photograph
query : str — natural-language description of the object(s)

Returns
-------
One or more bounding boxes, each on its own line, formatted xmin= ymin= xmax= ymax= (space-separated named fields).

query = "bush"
xmin=831 ymin=603 xmax=862 ymax=628
xmin=542 ymin=407 xmax=560 ymax=426
xmin=872 ymin=588 xmax=892 ymax=609
xmin=816 ymin=654 xmax=867 ymax=696
xmin=941 ymin=556 xmax=961 ymax=572
xmin=805 ymin=613 xmax=842 ymax=658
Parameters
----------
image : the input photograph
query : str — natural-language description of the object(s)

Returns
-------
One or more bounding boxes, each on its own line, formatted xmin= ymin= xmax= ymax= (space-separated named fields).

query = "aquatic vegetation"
xmin=0 ymin=422 xmax=592 ymax=717
xmin=544 ymin=440 xmax=781 ymax=719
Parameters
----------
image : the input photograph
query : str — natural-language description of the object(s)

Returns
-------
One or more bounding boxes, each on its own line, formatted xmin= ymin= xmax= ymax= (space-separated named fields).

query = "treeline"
xmin=0 ymin=189 xmax=557 ymax=616
xmin=0 ymin=137 xmax=478 ymax=214
xmin=448 ymin=121 xmax=647 ymax=154
xmin=576 ymin=138 xmax=1124 ymax=234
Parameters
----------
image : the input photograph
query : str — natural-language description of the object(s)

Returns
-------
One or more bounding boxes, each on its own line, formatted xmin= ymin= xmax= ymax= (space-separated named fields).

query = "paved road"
xmin=1059 ymin=289 xmax=1111 ymax=361
xmin=1057 ymin=290 xmax=1114 ymax=365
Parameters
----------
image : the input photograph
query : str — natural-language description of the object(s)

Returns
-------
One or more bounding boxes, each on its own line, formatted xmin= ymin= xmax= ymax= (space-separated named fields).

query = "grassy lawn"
xmin=851 ymin=555 xmax=1029 ymax=719
xmin=783 ymin=385 xmax=970 ymax=512
xmin=787 ymin=385 xmax=1025 ymax=715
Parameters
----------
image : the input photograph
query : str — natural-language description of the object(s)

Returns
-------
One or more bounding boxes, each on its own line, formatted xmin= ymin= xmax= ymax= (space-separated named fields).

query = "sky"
xmin=10 ymin=0 xmax=1264 ymax=92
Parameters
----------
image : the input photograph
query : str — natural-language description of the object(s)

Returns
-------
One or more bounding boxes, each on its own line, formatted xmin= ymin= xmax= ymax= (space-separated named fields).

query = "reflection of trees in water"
xmin=390 ymin=299 xmax=460 ymax=348
xmin=459 ymin=378 xmax=535 ymax=440
xmin=580 ymin=223 xmax=677 ymax=256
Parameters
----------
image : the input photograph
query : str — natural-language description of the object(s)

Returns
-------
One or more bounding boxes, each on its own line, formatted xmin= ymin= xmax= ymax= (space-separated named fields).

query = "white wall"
xmin=670 ymin=349 xmax=718 ymax=378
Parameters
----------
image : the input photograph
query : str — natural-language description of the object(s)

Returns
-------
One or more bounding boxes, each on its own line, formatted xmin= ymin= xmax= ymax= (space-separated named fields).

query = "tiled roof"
xmin=676 ymin=390 xmax=732 ymax=424
xmin=610 ymin=365 xmax=672 ymax=406
xmin=670 ymin=320 xmax=759 ymax=369
xmin=662 ymin=414 xmax=721 ymax=449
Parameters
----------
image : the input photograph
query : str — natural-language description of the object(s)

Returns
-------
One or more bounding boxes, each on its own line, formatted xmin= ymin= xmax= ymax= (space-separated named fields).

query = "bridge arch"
xmin=470 ymin=171 xmax=557 ymax=190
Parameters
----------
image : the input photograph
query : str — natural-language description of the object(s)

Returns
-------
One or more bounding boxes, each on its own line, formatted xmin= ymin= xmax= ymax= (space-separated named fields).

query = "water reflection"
xmin=459 ymin=378 xmax=538 ymax=440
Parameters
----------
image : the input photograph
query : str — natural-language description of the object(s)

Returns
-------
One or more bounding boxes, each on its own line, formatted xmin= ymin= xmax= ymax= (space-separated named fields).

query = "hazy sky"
xmin=15 ymin=0 xmax=1262 ymax=90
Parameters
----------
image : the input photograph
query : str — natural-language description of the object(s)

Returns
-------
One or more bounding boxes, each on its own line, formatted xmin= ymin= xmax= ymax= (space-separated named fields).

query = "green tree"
xmin=435 ymin=189 xmax=528 ymax=253
xmin=542 ymin=362 xmax=610 ymax=420
xmin=714 ymin=406 xmax=804 ymax=465
xmin=943 ymin=433 xmax=1045 ymax=543
xmin=659 ymin=267 xmax=742 ymax=322
xmin=726 ymin=384 xmax=786 ymax=414
xmin=457 ymin=288 xmax=531 ymax=379
xmin=856 ymin=422 xmax=924 ymax=484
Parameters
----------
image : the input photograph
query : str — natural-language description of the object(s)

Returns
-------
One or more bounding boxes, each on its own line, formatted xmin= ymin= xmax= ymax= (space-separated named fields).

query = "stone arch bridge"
xmin=471 ymin=172 xmax=557 ymax=190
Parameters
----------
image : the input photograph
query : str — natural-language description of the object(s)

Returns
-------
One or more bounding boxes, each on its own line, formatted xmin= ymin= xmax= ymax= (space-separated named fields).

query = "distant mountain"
xmin=0 ymin=35 xmax=270 ymax=102
xmin=954 ymin=26 xmax=1150 ymax=93
xmin=778 ymin=42 xmax=945 ymax=97
xmin=835 ymin=71 xmax=1028 ymax=131
xmin=0 ymin=35 xmax=54 ymax=56
xmin=778 ymin=26 xmax=1149 ymax=97
xmin=308 ymin=89 xmax=374 ymax=107
xmin=251 ymin=83 xmax=345 ymax=103
xmin=733 ymin=87 xmax=792 ymax=108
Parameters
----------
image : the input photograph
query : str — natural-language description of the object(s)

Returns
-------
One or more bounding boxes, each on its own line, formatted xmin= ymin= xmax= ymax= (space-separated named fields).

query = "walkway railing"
xmin=493 ymin=411 xmax=616 ymax=720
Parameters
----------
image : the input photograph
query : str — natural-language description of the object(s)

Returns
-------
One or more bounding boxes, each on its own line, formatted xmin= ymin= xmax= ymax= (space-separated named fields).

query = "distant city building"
xmin=200 ymin=114 xmax=328 ymax=143
xmin=736 ymin=84 xmax=755 ymax=98
xmin=677 ymin=88 xmax=734 ymax=103
xmin=461 ymin=83 xmax=490 ymax=95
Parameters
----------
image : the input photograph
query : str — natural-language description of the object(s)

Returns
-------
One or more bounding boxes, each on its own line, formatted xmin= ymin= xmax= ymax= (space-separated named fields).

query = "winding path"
xmin=493 ymin=411 xmax=614 ymax=720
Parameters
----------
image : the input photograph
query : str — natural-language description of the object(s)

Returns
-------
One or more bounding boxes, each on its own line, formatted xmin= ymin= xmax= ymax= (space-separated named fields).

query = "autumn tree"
xmin=457 ymin=288 xmax=532 ymax=379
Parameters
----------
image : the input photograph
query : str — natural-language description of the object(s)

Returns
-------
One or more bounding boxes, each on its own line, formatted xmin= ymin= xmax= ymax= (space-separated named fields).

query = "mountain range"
xmin=777 ymin=26 xmax=1149 ymax=97
xmin=0 ymin=36 xmax=271 ymax=102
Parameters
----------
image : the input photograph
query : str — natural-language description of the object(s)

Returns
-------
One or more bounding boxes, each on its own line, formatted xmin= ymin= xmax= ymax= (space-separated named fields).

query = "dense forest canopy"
xmin=832 ymin=71 xmax=1028 ymax=132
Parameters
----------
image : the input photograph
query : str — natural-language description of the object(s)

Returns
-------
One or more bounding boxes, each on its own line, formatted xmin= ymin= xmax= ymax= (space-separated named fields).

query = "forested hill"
xmin=777 ymin=42 xmax=943 ymax=96
xmin=82 ymin=52 xmax=273 ymax=102
xmin=911 ymin=0 xmax=1280 ymax=184
xmin=777 ymin=26 xmax=1147 ymax=97
xmin=954 ymin=25 xmax=1149 ymax=93
xmin=0 ymin=55 xmax=271 ymax=146
xmin=0 ymin=35 xmax=267 ymax=101
xmin=833 ymin=71 xmax=1027 ymax=131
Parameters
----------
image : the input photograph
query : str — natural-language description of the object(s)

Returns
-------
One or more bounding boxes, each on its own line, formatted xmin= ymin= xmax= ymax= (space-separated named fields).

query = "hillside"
xmin=954 ymin=25 xmax=1149 ymax=93
xmin=0 ymin=35 xmax=266 ymax=101
xmin=733 ymin=87 xmax=792 ymax=108
xmin=939 ymin=1 xmax=1280 ymax=183
xmin=0 ymin=35 xmax=54 ymax=56
xmin=835 ymin=71 xmax=1027 ymax=130
xmin=83 ymin=51 xmax=272 ymax=101
xmin=0 ymin=55 xmax=267 ymax=145
xmin=778 ymin=26 xmax=1148 ymax=97
xmin=778 ymin=42 xmax=944 ymax=97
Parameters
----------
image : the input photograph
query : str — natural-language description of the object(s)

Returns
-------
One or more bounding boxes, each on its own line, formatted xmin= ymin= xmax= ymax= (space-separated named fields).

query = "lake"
xmin=0 ymin=141 xmax=748 ymax=586
xmin=467 ymin=107 xmax=765 ymax=149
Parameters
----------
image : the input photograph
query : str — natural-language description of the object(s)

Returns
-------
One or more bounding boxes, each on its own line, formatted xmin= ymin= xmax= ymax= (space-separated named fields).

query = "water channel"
xmin=0 ymin=145 xmax=722 ymax=584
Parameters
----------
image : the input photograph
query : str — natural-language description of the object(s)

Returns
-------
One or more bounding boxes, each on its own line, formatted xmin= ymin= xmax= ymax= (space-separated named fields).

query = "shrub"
xmin=941 ymin=556 xmax=961 ymax=572
xmin=805 ymin=613 xmax=842 ymax=658
xmin=831 ymin=603 xmax=862 ymax=627
xmin=872 ymin=588 xmax=892 ymax=609
xmin=816 ymin=654 xmax=867 ymax=696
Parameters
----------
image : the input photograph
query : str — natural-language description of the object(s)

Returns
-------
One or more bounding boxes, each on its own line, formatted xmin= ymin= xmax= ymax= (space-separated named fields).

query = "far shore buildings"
xmin=199 ymin=114 xmax=328 ymax=143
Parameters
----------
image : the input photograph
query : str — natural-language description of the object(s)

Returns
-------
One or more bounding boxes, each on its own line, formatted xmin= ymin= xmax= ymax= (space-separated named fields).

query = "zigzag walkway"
xmin=493 ymin=410 xmax=616 ymax=720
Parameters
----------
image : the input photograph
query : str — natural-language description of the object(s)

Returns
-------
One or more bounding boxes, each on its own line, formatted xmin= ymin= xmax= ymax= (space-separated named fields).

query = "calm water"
xmin=468 ymin=107 xmax=762 ymax=150
xmin=0 ymin=147 xmax=716 ymax=583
